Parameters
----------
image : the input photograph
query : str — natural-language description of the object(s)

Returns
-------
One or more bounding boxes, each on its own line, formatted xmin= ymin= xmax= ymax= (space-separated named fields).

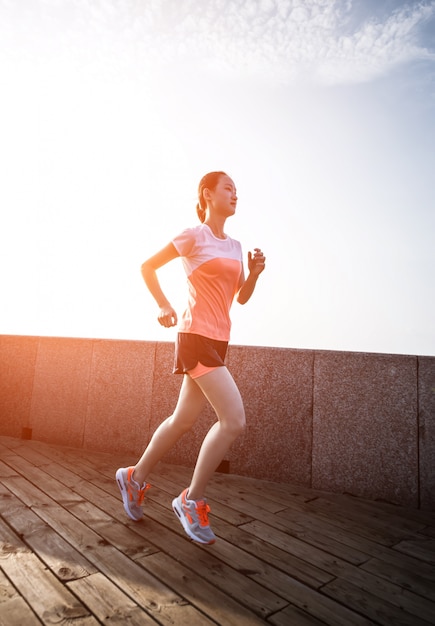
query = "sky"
xmin=1 ymin=0 xmax=434 ymax=356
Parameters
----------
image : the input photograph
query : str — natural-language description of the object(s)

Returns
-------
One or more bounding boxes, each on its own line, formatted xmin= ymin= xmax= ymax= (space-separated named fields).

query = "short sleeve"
xmin=172 ymin=228 xmax=196 ymax=257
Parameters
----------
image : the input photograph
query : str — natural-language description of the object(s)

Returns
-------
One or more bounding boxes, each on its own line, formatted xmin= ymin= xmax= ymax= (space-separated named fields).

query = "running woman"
xmin=116 ymin=171 xmax=266 ymax=544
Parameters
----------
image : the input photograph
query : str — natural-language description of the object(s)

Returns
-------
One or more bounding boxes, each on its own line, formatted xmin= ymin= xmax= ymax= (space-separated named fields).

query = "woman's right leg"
xmin=171 ymin=366 xmax=245 ymax=544
xmin=132 ymin=374 xmax=207 ymax=484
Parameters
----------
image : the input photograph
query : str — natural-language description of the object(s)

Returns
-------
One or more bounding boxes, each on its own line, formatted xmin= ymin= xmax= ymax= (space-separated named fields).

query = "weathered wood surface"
xmin=0 ymin=435 xmax=434 ymax=625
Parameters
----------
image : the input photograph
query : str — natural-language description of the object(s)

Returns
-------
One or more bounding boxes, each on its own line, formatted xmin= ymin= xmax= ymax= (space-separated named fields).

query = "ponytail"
xmin=196 ymin=202 xmax=206 ymax=223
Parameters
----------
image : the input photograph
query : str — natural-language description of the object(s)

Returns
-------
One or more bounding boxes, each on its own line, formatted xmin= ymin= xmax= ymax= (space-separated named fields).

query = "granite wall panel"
xmin=84 ymin=339 xmax=155 ymax=455
xmin=0 ymin=335 xmax=39 ymax=437
xmin=29 ymin=337 xmax=93 ymax=447
xmin=227 ymin=345 xmax=313 ymax=485
xmin=418 ymin=356 xmax=435 ymax=510
xmin=312 ymin=351 xmax=418 ymax=507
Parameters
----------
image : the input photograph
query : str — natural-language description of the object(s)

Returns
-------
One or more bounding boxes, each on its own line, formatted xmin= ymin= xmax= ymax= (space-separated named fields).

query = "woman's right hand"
xmin=158 ymin=305 xmax=178 ymax=328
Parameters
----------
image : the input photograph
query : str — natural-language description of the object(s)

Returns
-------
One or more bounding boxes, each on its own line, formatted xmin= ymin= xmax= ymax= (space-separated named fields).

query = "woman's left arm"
xmin=237 ymin=248 xmax=266 ymax=305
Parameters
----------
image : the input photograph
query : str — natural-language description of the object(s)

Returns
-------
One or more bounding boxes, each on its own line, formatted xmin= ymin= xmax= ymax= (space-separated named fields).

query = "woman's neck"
xmin=204 ymin=218 xmax=226 ymax=239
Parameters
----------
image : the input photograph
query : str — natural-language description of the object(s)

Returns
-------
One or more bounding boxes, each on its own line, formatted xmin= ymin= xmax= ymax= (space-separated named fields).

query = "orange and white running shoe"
xmin=172 ymin=488 xmax=216 ymax=544
xmin=116 ymin=467 xmax=150 ymax=521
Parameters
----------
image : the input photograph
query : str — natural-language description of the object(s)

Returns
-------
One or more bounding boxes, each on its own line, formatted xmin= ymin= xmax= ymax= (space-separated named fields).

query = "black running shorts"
xmin=173 ymin=333 xmax=228 ymax=374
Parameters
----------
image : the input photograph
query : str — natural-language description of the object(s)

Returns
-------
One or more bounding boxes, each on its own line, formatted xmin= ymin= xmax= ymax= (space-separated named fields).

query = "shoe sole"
xmin=172 ymin=498 xmax=215 ymax=545
xmin=115 ymin=468 xmax=143 ymax=522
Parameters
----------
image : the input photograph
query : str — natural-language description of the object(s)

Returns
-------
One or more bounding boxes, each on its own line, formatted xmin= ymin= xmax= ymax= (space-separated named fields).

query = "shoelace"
xmin=195 ymin=500 xmax=211 ymax=527
xmin=137 ymin=483 xmax=150 ymax=505
xmin=129 ymin=481 xmax=150 ymax=505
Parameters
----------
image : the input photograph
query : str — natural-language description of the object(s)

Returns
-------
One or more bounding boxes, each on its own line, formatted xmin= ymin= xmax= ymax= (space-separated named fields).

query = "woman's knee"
xmin=221 ymin=406 xmax=246 ymax=438
xmin=169 ymin=376 xmax=207 ymax=434
xmin=169 ymin=412 xmax=197 ymax=435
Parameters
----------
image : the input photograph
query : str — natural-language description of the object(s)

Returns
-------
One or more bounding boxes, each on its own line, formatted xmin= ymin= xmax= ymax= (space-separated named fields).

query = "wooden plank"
xmin=0 ymin=569 xmax=42 ymax=626
xmin=305 ymin=496 xmax=426 ymax=536
xmin=139 ymin=551 xmax=267 ymax=625
xmin=1 ymin=457 xmax=84 ymax=507
xmin=6 ymin=444 xmax=55 ymax=468
xmin=68 ymin=571 xmax=215 ymax=625
xmin=268 ymin=603 xmax=333 ymax=626
xmin=4 ymin=468 xmax=155 ymax=562
xmin=394 ymin=536 xmax=435 ymax=564
xmin=197 ymin=528 xmax=331 ymax=604
xmin=35 ymin=460 xmax=87 ymax=489
xmin=1 ymin=457 xmax=156 ymax=564
xmin=338 ymin=565 xmax=435 ymax=624
xmin=157 ymin=469 xmax=289 ymax=514
xmin=239 ymin=519 xmax=352 ymax=575
xmin=244 ymin=495 xmax=374 ymax=563
xmin=211 ymin=515 xmax=334 ymax=589
xmin=158 ymin=462 xmax=304 ymax=512
xmin=361 ymin=557 xmax=435 ymax=603
xmin=75 ymin=552 xmax=216 ymax=626
xmin=241 ymin=519 xmax=435 ymax=623
xmin=0 ymin=519 xmax=96 ymax=625
xmin=71 ymin=464 xmax=302 ymax=604
xmin=6 ymin=441 xmax=102 ymax=482
xmin=259 ymin=574 xmax=374 ymax=626
xmin=177 ymin=471 xmax=390 ymax=562
xmin=276 ymin=498 xmax=411 ymax=547
xmin=0 ymin=484 xmax=96 ymax=581
xmin=27 ymin=439 xmax=112 ymax=467
xmin=322 ymin=577 xmax=433 ymax=626
xmin=67 ymin=573 xmax=156 ymax=625
xmin=0 ymin=437 xmax=23 ymax=451
xmin=237 ymin=511 xmax=371 ymax=566
xmin=269 ymin=505 xmax=386 ymax=559
xmin=115 ymin=504 xmax=288 ymax=619
xmin=66 ymin=473 xmax=289 ymax=617
xmin=25 ymin=502 xmax=221 ymax=625
xmin=0 ymin=595 xmax=42 ymax=626
xmin=184 ymin=464 xmax=321 ymax=506
xmin=25 ymin=525 xmax=96 ymax=583
xmin=326 ymin=490 xmax=435 ymax=528
xmin=138 ymin=514 xmax=288 ymax=619
xmin=358 ymin=542 xmax=435 ymax=582
xmin=128 ymin=491 xmax=393 ymax=626
xmin=65 ymin=499 xmax=160 ymax=561
xmin=1 ymin=473 xmax=62 ymax=508
xmin=420 ymin=525 xmax=435 ymax=538
xmin=147 ymin=473 xmax=254 ymax=525
xmin=248 ymin=499 xmax=435 ymax=580
xmin=0 ymin=460 xmax=18 ymax=478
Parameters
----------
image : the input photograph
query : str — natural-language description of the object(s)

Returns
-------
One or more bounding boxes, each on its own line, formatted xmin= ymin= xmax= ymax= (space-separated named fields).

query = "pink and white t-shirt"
xmin=172 ymin=224 xmax=243 ymax=342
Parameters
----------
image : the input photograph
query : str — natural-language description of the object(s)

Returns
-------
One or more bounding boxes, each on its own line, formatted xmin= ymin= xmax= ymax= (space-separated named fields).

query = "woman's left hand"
xmin=248 ymin=248 xmax=266 ymax=277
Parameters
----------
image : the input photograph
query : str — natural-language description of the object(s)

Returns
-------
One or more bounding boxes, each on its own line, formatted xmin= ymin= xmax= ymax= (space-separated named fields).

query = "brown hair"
xmin=196 ymin=171 xmax=227 ymax=223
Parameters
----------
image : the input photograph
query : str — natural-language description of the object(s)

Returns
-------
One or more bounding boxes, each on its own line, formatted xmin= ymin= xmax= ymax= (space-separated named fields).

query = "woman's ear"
xmin=203 ymin=187 xmax=212 ymax=203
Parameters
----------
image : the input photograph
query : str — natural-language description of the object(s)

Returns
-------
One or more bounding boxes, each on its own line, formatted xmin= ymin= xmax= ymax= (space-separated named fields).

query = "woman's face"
xmin=208 ymin=175 xmax=238 ymax=216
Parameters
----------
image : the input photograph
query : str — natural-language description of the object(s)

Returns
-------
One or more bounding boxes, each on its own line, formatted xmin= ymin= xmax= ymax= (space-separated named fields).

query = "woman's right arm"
xmin=141 ymin=242 xmax=180 ymax=328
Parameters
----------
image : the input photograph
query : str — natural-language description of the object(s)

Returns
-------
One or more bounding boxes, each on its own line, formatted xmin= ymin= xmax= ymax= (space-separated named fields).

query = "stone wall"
xmin=1 ymin=334 xmax=434 ymax=509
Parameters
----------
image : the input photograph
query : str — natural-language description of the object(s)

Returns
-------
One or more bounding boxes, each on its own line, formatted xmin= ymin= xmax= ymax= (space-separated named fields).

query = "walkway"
xmin=0 ymin=436 xmax=434 ymax=625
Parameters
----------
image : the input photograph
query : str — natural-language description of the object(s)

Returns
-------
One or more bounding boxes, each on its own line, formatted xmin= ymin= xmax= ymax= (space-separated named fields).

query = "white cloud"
xmin=314 ymin=2 xmax=435 ymax=83
xmin=166 ymin=0 xmax=435 ymax=85
xmin=1 ymin=0 xmax=433 ymax=85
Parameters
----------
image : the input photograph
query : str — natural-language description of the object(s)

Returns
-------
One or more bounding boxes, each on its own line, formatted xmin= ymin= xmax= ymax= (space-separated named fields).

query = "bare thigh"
xmin=193 ymin=366 xmax=245 ymax=429
xmin=171 ymin=374 xmax=208 ymax=428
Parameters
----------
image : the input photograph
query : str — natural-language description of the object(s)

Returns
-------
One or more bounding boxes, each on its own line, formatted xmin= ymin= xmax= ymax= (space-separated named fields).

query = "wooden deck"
xmin=0 ymin=436 xmax=434 ymax=625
